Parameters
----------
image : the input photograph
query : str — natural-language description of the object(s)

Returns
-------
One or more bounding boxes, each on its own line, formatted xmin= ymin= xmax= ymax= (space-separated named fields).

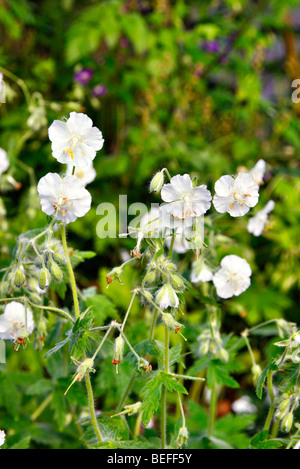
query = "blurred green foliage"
xmin=0 ymin=0 xmax=300 ymax=449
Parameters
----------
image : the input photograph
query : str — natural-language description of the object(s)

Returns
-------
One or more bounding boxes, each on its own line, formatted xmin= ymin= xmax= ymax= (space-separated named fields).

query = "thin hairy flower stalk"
xmin=263 ymin=371 xmax=276 ymax=432
xmin=115 ymin=371 xmax=137 ymax=413
xmin=85 ymin=371 xmax=103 ymax=443
xmin=0 ymin=297 xmax=75 ymax=323
xmin=149 ymin=307 xmax=159 ymax=341
xmin=208 ymin=377 xmax=217 ymax=437
xmin=243 ymin=334 xmax=257 ymax=369
xmin=161 ymin=324 xmax=169 ymax=449
xmin=91 ymin=325 xmax=113 ymax=361
xmin=15 ymin=142 xmax=36 ymax=185
xmin=61 ymin=223 xmax=103 ymax=443
xmin=61 ymin=224 xmax=80 ymax=319
xmin=30 ymin=393 xmax=53 ymax=421
xmin=170 ymin=373 xmax=204 ymax=382
xmin=0 ymin=65 xmax=31 ymax=105
xmin=121 ymin=290 xmax=137 ymax=332
xmin=177 ymin=392 xmax=186 ymax=427
xmin=116 ymin=327 xmax=141 ymax=363
xmin=133 ymin=411 xmax=143 ymax=438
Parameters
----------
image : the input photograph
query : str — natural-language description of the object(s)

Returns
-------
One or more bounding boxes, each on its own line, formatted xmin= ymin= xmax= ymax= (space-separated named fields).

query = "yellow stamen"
xmin=65 ymin=147 xmax=74 ymax=160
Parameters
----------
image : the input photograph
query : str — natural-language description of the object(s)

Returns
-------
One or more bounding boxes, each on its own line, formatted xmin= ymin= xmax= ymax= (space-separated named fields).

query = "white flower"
xmin=191 ymin=266 xmax=213 ymax=283
xmin=156 ymin=283 xmax=179 ymax=309
xmin=160 ymin=174 xmax=212 ymax=220
xmin=247 ymin=200 xmax=275 ymax=237
xmin=0 ymin=302 xmax=34 ymax=340
xmin=213 ymin=255 xmax=252 ymax=299
xmin=232 ymin=396 xmax=257 ymax=414
xmin=0 ymin=73 xmax=5 ymax=103
xmin=48 ymin=112 xmax=104 ymax=168
xmin=250 ymin=159 xmax=266 ymax=185
xmin=66 ymin=163 xmax=96 ymax=186
xmin=0 ymin=430 xmax=5 ymax=447
xmin=37 ymin=172 xmax=92 ymax=223
xmin=0 ymin=148 xmax=9 ymax=175
xmin=213 ymin=173 xmax=259 ymax=217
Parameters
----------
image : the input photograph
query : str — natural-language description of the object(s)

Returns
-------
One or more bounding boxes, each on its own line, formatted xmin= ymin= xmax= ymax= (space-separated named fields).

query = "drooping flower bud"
xmin=48 ymin=260 xmax=63 ymax=282
xmin=112 ymin=335 xmax=125 ymax=373
xmin=38 ymin=267 xmax=51 ymax=290
xmin=170 ymin=274 xmax=185 ymax=291
xmin=13 ymin=266 xmax=25 ymax=289
xmin=281 ymin=412 xmax=294 ymax=433
xmin=149 ymin=170 xmax=165 ymax=194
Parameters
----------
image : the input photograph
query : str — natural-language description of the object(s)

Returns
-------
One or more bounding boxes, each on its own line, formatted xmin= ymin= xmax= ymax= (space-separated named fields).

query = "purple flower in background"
xmin=202 ymin=40 xmax=220 ymax=54
xmin=74 ymin=68 xmax=94 ymax=86
xmin=120 ymin=37 xmax=130 ymax=48
xmin=92 ymin=84 xmax=107 ymax=97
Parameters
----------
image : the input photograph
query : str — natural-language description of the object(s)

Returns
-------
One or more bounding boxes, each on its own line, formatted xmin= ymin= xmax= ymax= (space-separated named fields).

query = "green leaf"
xmin=140 ymin=372 xmax=187 ymax=426
xmin=207 ymin=360 xmax=240 ymax=389
xmin=256 ymin=361 xmax=278 ymax=399
xmin=10 ymin=436 xmax=31 ymax=449
xmin=70 ymin=250 xmax=96 ymax=269
xmin=44 ymin=331 xmax=71 ymax=359
xmin=250 ymin=431 xmax=283 ymax=449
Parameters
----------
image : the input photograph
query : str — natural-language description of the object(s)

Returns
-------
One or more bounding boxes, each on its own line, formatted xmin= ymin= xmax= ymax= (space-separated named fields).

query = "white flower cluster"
xmin=140 ymin=159 xmax=275 ymax=300
xmin=37 ymin=112 xmax=104 ymax=224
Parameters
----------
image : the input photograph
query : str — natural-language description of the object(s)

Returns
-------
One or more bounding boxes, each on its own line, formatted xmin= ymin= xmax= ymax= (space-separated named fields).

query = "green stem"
xmin=61 ymin=224 xmax=80 ymax=319
xmin=31 ymin=393 xmax=53 ymax=421
xmin=263 ymin=371 xmax=276 ymax=432
xmin=208 ymin=377 xmax=217 ymax=438
xmin=0 ymin=65 xmax=31 ymax=105
xmin=115 ymin=371 xmax=137 ymax=413
xmin=61 ymin=223 xmax=102 ymax=443
xmin=85 ymin=372 xmax=103 ymax=443
xmin=121 ymin=290 xmax=137 ymax=332
xmin=161 ymin=325 xmax=169 ymax=449
xmin=149 ymin=308 xmax=159 ymax=341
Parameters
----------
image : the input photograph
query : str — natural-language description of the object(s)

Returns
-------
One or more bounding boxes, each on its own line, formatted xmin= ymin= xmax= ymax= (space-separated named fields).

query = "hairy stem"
xmin=263 ymin=371 xmax=276 ymax=432
xmin=61 ymin=223 xmax=102 ymax=443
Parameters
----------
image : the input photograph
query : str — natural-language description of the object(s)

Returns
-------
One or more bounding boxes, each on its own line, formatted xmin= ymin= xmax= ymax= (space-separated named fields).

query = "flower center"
xmin=64 ymin=135 xmax=84 ymax=160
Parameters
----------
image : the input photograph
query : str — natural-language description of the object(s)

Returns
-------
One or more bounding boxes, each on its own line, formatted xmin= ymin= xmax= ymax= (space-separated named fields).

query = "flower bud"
xmin=251 ymin=364 xmax=262 ymax=384
xmin=38 ymin=267 xmax=51 ymax=290
xmin=112 ymin=335 xmax=125 ymax=373
xmin=171 ymin=274 xmax=185 ymax=291
xmin=141 ymin=289 xmax=153 ymax=304
xmin=218 ymin=347 xmax=229 ymax=363
xmin=48 ymin=260 xmax=63 ymax=282
xmin=162 ymin=313 xmax=183 ymax=332
xmin=13 ymin=267 xmax=25 ymax=288
xmin=144 ymin=270 xmax=156 ymax=284
xmin=281 ymin=412 xmax=293 ymax=433
xmin=149 ymin=170 xmax=164 ymax=193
